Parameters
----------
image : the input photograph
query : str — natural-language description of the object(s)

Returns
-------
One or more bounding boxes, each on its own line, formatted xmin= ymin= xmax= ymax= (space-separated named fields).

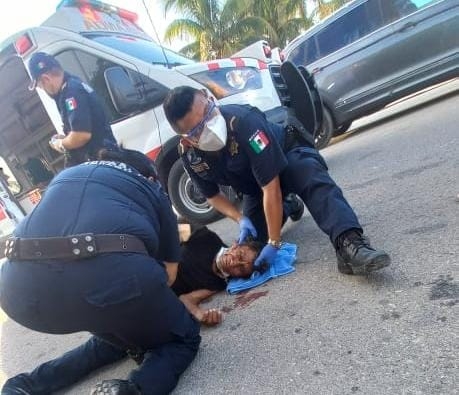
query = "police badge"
xmin=229 ymin=137 xmax=239 ymax=156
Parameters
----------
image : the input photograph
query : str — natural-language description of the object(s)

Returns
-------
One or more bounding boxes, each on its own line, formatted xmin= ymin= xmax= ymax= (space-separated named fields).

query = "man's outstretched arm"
xmin=179 ymin=289 xmax=223 ymax=326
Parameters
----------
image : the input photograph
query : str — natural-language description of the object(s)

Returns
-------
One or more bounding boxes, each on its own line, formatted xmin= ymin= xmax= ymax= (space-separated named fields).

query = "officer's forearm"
xmin=262 ymin=177 xmax=283 ymax=242
xmin=164 ymin=261 xmax=178 ymax=286
xmin=62 ymin=131 xmax=92 ymax=150
xmin=207 ymin=192 xmax=242 ymax=223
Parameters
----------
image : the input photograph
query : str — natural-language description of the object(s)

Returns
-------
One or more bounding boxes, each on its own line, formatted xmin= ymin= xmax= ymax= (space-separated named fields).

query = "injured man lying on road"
xmin=174 ymin=224 xmax=263 ymax=326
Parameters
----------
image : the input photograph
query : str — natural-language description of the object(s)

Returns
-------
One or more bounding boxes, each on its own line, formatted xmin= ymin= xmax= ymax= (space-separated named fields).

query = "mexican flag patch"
xmin=65 ymin=97 xmax=77 ymax=111
xmin=249 ymin=130 xmax=270 ymax=153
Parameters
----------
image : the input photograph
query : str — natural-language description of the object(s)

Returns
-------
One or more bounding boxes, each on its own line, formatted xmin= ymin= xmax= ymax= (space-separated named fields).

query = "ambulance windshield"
xmin=84 ymin=33 xmax=194 ymax=67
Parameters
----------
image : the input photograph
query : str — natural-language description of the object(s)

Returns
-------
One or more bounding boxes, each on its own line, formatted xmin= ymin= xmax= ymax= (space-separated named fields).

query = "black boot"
xmin=335 ymin=229 xmax=391 ymax=275
xmin=2 ymin=374 xmax=33 ymax=394
xmin=90 ymin=380 xmax=140 ymax=395
xmin=285 ymin=194 xmax=304 ymax=222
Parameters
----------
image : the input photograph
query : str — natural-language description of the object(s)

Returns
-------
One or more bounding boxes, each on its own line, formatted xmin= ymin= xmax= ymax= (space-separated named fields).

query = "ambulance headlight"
xmin=189 ymin=67 xmax=262 ymax=99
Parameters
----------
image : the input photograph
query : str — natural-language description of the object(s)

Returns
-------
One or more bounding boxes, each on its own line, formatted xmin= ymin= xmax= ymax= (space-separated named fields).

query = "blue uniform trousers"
xmin=243 ymin=146 xmax=361 ymax=243
xmin=3 ymin=332 xmax=200 ymax=395
xmin=1 ymin=255 xmax=200 ymax=395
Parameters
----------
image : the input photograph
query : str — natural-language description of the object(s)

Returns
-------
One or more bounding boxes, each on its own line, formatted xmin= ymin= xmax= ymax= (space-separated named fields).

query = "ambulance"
xmin=0 ymin=0 xmax=314 ymax=225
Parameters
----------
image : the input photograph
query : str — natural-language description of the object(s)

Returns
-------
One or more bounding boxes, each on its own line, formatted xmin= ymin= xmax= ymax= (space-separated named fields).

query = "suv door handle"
xmin=398 ymin=21 xmax=417 ymax=32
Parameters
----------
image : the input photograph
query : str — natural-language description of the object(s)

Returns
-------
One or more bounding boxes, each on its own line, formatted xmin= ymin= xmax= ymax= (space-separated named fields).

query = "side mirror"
xmin=104 ymin=66 xmax=144 ymax=115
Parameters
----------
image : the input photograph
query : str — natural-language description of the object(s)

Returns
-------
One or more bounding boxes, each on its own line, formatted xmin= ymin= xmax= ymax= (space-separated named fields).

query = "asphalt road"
xmin=1 ymin=80 xmax=458 ymax=395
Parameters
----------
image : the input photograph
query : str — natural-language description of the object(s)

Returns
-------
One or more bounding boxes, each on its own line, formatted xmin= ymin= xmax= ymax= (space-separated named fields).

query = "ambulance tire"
xmin=168 ymin=159 xmax=237 ymax=225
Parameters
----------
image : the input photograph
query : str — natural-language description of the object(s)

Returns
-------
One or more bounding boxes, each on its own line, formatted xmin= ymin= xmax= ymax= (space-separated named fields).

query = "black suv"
xmin=283 ymin=0 xmax=459 ymax=149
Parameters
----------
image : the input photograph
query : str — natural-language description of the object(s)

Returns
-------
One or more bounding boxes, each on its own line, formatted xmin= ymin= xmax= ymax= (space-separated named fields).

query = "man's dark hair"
xmin=97 ymin=147 xmax=158 ymax=180
xmin=240 ymin=239 xmax=268 ymax=274
xmin=163 ymin=86 xmax=201 ymax=125
xmin=240 ymin=239 xmax=264 ymax=256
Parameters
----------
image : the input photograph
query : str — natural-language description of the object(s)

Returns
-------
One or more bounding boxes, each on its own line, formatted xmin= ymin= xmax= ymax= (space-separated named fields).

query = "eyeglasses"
xmin=185 ymin=101 xmax=216 ymax=139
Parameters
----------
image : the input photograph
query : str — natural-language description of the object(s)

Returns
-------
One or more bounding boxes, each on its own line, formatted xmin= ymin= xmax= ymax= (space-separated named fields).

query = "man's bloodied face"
xmin=217 ymin=244 xmax=258 ymax=278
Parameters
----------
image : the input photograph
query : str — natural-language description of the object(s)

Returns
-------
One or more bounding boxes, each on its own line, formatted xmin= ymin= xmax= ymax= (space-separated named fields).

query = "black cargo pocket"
xmin=84 ymin=275 xmax=142 ymax=308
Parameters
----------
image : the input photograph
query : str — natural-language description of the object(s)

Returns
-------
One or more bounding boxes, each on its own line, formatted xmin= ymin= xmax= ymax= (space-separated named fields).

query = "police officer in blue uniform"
xmin=0 ymin=148 xmax=200 ymax=395
xmin=28 ymin=52 xmax=118 ymax=167
xmin=163 ymin=86 xmax=391 ymax=275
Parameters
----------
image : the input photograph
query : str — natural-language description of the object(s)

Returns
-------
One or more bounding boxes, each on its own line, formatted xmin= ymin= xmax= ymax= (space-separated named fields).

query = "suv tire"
xmin=314 ymin=107 xmax=334 ymax=150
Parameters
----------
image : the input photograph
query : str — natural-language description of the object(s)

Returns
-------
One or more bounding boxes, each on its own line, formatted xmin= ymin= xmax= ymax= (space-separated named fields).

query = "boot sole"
xmin=338 ymin=253 xmax=391 ymax=275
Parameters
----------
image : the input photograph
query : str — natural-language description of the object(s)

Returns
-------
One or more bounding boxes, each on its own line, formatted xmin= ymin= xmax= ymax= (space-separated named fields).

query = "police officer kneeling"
xmin=163 ymin=86 xmax=390 ymax=275
xmin=0 ymin=148 xmax=200 ymax=395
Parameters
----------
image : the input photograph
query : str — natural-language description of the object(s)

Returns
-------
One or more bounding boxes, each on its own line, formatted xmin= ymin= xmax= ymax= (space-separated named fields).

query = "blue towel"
xmin=226 ymin=242 xmax=297 ymax=295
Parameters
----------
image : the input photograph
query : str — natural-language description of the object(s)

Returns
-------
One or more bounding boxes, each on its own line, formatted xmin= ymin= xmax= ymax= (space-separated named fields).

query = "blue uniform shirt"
xmin=14 ymin=161 xmax=180 ymax=262
xmin=181 ymin=104 xmax=288 ymax=198
xmin=55 ymin=73 xmax=117 ymax=163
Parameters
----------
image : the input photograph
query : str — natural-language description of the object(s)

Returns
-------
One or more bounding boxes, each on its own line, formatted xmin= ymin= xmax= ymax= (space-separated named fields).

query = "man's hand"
xmin=198 ymin=308 xmax=223 ymax=326
xmin=238 ymin=216 xmax=257 ymax=243
xmin=253 ymin=243 xmax=279 ymax=271
xmin=179 ymin=290 xmax=222 ymax=327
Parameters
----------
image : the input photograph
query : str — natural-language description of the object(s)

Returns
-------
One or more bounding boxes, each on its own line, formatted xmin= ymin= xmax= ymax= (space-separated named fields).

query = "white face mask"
xmin=197 ymin=114 xmax=227 ymax=151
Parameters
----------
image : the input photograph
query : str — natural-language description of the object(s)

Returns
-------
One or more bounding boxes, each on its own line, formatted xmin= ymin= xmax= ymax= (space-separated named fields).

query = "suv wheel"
xmin=314 ymin=107 xmax=334 ymax=150
xmin=167 ymin=159 xmax=237 ymax=224
xmin=334 ymin=121 xmax=352 ymax=136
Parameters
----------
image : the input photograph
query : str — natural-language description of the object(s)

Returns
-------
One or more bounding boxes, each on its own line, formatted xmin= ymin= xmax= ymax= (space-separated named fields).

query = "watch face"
xmin=269 ymin=239 xmax=282 ymax=248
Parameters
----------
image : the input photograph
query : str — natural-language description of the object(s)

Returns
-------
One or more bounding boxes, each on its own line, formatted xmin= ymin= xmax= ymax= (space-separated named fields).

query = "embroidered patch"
xmin=190 ymin=162 xmax=210 ymax=173
xmin=188 ymin=152 xmax=210 ymax=173
xmin=249 ymin=130 xmax=269 ymax=153
xmin=65 ymin=97 xmax=77 ymax=111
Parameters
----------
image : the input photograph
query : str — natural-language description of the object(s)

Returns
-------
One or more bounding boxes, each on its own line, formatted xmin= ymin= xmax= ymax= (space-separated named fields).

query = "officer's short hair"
xmin=163 ymin=86 xmax=202 ymax=126
xmin=97 ymin=147 xmax=158 ymax=181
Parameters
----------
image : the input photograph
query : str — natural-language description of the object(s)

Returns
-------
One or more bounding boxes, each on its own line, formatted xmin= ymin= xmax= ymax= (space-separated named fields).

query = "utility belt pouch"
xmin=283 ymin=122 xmax=315 ymax=152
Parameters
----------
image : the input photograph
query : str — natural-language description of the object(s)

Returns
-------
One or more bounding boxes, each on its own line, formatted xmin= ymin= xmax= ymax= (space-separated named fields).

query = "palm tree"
xmin=249 ymin=0 xmax=313 ymax=48
xmin=312 ymin=0 xmax=352 ymax=20
xmin=161 ymin=0 xmax=270 ymax=60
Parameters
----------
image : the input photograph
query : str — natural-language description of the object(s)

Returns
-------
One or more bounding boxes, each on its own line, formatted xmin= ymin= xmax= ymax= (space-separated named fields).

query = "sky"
xmin=0 ymin=0 xmax=181 ymax=49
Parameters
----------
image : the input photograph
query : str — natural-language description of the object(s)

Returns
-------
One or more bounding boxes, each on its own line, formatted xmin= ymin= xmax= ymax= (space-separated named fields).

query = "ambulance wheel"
xmin=168 ymin=159 xmax=235 ymax=225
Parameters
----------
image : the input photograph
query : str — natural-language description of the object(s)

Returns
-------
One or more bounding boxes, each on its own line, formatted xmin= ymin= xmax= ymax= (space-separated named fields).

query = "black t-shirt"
xmin=171 ymin=227 xmax=227 ymax=296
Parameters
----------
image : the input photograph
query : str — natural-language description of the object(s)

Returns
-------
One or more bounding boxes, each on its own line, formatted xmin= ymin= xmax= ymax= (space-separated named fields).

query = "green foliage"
xmin=160 ymin=0 xmax=313 ymax=60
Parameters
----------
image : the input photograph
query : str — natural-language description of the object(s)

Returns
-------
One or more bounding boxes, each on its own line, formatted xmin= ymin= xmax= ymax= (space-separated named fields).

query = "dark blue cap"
xmin=28 ymin=52 xmax=61 ymax=90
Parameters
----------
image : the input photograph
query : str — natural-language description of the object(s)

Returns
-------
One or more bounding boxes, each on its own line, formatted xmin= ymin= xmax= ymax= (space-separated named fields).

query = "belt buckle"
xmin=68 ymin=233 xmax=97 ymax=259
xmin=4 ymin=237 xmax=19 ymax=259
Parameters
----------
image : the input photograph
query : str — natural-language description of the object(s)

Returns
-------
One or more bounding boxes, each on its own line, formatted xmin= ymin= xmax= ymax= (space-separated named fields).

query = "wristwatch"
xmin=267 ymin=238 xmax=282 ymax=249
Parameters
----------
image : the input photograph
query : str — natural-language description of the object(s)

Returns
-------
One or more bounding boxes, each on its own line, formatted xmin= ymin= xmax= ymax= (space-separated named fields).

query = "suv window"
xmin=381 ymin=0 xmax=418 ymax=23
xmin=381 ymin=0 xmax=439 ymax=23
xmin=315 ymin=0 xmax=385 ymax=59
xmin=289 ymin=37 xmax=320 ymax=65
xmin=55 ymin=50 xmax=168 ymax=123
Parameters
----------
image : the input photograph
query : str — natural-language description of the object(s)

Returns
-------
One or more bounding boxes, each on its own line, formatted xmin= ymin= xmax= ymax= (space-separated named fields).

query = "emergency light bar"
xmin=56 ymin=0 xmax=138 ymax=23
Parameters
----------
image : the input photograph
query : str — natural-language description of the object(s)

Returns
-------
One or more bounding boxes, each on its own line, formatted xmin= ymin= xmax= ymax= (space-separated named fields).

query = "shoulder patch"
xmin=65 ymin=97 xmax=77 ymax=111
xmin=248 ymin=130 xmax=270 ymax=153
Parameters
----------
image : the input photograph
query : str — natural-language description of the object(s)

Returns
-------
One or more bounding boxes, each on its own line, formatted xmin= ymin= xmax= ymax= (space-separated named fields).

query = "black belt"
xmin=4 ymin=233 xmax=148 ymax=261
